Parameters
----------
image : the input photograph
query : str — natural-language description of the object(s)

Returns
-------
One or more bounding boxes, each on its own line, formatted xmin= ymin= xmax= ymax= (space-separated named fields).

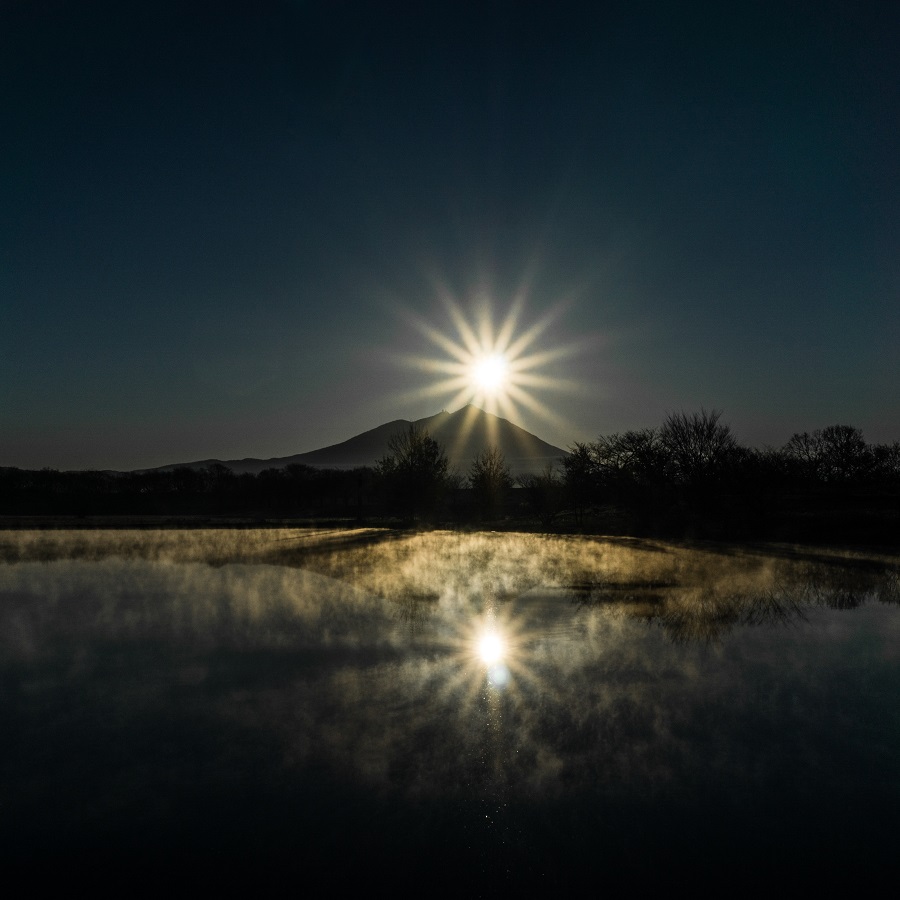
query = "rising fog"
xmin=2 ymin=529 xmax=898 ymax=803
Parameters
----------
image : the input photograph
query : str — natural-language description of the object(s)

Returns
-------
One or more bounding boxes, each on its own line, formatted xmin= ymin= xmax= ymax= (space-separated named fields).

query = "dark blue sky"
xmin=3 ymin=0 xmax=898 ymax=469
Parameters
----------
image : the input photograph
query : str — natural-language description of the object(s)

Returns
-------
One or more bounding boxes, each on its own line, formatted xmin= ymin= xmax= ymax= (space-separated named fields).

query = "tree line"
xmin=2 ymin=411 xmax=898 ymax=544
xmin=0 ymin=423 xmax=512 ymax=523
xmin=559 ymin=411 xmax=900 ymax=542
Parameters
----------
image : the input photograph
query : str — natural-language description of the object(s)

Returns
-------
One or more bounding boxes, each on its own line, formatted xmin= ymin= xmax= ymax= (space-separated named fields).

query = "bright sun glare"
xmin=472 ymin=353 xmax=508 ymax=394
xmin=397 ymin=287 xmax=586 ymax=437
xmin=478 ymin=631 xmax=505 ymax=665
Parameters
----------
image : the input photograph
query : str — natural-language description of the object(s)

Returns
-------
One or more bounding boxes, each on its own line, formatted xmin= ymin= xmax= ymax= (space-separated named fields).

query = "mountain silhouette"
xmin=153 ymin=405 xmax=567 ymax=476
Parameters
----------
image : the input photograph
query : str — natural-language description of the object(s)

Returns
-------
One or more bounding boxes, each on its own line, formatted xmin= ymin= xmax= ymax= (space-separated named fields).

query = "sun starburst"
xmin=472 ymin=354 xmax=509 ymax=394
xmin=393 ymin=287 xmax=586 ymax=440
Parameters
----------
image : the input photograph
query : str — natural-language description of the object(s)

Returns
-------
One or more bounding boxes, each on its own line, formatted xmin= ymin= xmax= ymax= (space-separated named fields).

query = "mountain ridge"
xmin=149 ymin=405 xmax=567 ymax=476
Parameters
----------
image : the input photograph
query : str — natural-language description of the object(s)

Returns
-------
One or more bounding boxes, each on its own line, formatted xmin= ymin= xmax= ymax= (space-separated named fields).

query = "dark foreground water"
xmin=2 ymin=530 xmax=899 ymax=891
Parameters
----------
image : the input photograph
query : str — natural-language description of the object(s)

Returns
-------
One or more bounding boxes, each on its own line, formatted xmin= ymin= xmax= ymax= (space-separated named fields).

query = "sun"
xmin=477 ymin=630 xmax=506 ymax=665
xmin=471 ymin=353 xmax=508 ymax=394
xmin=395 ymin=287 xmax=585 ymax=434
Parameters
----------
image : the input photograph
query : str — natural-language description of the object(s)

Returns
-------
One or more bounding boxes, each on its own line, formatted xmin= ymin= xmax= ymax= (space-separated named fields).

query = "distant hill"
xmin=151 ymin=405 xmax=567 ymax=477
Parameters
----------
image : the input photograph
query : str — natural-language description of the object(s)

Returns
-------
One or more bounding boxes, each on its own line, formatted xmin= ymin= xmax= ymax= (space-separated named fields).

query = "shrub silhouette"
xmin=376 ymin=424 xmax=450 ymax=520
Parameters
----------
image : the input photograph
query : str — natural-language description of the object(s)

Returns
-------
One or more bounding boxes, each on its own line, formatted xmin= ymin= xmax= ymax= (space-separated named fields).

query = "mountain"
xmin=152 ymin=405 xmax=567 ymax=476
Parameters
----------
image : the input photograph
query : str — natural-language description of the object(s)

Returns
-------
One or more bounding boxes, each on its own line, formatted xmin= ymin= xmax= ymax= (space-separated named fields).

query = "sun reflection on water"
xmin=463 ymin=609 xmax=531 ymax=695
xmin=477 ymin=628 xmax=511 ymax=688
xmin=486 ymin=661 xmax=510 ymax=687
xmin=478 ymin=631 xmax=505 ymax=665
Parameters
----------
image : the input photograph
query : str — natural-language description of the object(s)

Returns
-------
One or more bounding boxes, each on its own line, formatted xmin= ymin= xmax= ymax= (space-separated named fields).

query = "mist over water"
xmin=2 ymin=529 xmax=899 ymax=888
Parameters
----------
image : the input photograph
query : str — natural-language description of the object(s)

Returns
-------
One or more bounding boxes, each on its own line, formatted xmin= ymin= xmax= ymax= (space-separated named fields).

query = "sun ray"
xmin=420 ymin=325 xmax=473 ymax=365
xmin=394 ymin=377 xmax=472 ymax=407
xmin=495 ymin=295 xmax=524 ymax=354
xmin=397 ymin=355 xmax=469 ymax=376
xmin=389 ymin=285 xmax=590 ymax=444
xmin=442 ymin=295 xmax=482 ymax=358
xmin=477 ymin=311 xmax=495 ymax=353
xmin=508 ymin=372 xmax=583 ymax=392
xmin=511 ymin=342 xmax=586 ymax=371
xmin=504 ymin=383 xmax=573 ymax=434
xmin=501 ymin=308 xmax=562 ymax=360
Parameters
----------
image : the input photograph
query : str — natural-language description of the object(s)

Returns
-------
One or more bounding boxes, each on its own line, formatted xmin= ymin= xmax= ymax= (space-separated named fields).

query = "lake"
xmin=2 ymin=528 xmax=899 ymax=890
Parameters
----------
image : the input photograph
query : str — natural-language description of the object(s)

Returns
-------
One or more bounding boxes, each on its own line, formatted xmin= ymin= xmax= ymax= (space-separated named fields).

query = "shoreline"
xmin=1 ymin=514 xmax=898 ymax=563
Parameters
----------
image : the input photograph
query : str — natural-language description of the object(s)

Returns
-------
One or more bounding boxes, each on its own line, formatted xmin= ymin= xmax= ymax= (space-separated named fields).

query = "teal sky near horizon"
xmin=2 ymin=1 xmax=898 ymax=471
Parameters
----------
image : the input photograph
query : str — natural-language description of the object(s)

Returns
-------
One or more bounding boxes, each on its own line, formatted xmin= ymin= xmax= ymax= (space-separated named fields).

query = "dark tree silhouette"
xmin=659 ymin=409 xmax=737 ymax=484
xmin=2 ymin=410 xmax=896 ymax=545
xmin=517 ymin=464 xmax=564 ymax=529
xmin=783 ymin=430 xmax=823 ymax=481
xmin=783 ymin=425 xmax=872 ymax=483
xmin=376 ymin=424 xmax=450 ymax=520
xmin=591 ymin=429 xmax=666 ymax=489
xmin=563 ymin=442 xmax=597 ymax=526
xmin=818 ymin=425 xmax=871 ymax=483
xmin=468 ymin=446 xmax=512 ymax=520
xmin=587 ymin=428 xmax=669 ymax=529
xmin=871 ymin=442 xmax=900 ymax=484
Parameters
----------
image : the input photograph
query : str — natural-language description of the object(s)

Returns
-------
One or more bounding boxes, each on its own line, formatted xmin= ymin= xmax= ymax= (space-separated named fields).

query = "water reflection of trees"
xmin=797 ymin=561 xmax=900 ymax=609
xmin=563 ymin=563 xmax=900 ymax=642
xmin=392 ymin=589 xmax=439 ymax=636
xmin=652 ymin=588 xmax=810 ymax=644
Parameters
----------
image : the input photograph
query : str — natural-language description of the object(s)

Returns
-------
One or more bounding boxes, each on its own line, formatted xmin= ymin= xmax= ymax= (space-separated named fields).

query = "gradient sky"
xmin=3 ymin=0 xmax=898 ymax=470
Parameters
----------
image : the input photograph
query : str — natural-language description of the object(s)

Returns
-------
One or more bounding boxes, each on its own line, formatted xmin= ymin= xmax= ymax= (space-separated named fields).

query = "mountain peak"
xmin=151 ymin=407 xmax=567 ymax=476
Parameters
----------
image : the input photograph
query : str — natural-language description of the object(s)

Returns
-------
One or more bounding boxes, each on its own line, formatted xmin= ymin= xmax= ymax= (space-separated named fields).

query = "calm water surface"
xmin=2 ymin=529 xmax=899 ymax=889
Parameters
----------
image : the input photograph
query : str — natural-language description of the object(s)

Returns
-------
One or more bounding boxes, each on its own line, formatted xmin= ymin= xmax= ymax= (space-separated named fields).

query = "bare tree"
xmin=376 ymin=424 xmax=450 ymax=519
xmin=468 ymin=446 xmax=512 ymax=520
xmin=592 ymin=428 xmax=665 ymax=485
xmin=783 ymin=430 xmax=823 ymax=480
xmin=783 ymin=425 xmax=871 ymax=483
xmin=659 ymin=408 xmax=737 ymax=484
xmin=818 ymin=425 xmax=870 ymax=482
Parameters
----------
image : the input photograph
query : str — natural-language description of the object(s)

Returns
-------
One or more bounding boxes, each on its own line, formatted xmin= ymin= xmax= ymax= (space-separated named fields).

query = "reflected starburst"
xmin=395 ymin=288 xmax=587 ymax=438
xmin=433 ymin=600 xmax=554 ymax=707
xmin=478 ymin=630 xmax=506 ymax=665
